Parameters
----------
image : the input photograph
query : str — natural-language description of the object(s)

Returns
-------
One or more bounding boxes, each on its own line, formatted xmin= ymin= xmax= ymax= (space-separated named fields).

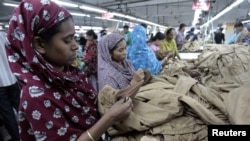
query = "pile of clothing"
xmin=181 ymin=40 xmax=203 ymax=52
xmin=98 ymin=44 xmax=250 ymax=141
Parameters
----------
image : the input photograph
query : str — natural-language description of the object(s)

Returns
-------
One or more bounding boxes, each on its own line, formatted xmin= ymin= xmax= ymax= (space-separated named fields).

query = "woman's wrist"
xmin=103 ymin=110 xmax=117 ymax=125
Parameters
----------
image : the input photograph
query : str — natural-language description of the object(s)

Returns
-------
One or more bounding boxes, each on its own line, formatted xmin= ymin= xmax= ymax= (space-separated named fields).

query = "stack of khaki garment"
xmin=224 ymin=82 xmax=250 ymax=124
xmin=194 ymin=44 xmax=250 ymax=93
xmin=181 ymin=40 xmax=203 ymax=52
xmin=98 ymin=75 xmax=228 ymax=141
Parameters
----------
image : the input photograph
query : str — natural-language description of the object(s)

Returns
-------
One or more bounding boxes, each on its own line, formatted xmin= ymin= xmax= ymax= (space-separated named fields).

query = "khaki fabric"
xmin=224 ymin=82 xmax=250 ymax=124
xmin=195 ymin=45 xmax=250 ymax=90
xmin=98 ymin=44 xmax=250 ymax=141
xmin=98 ymin=75 xmax=228 ymax=141
xmin=181 ymin=40 xmax=203 ymax=52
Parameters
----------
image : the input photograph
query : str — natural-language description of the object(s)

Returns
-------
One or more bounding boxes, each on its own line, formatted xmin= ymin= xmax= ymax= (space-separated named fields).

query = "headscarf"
xmin=5 ymin=0 xmax=98 ymax=140
xmin=98 ymin=33 xmax=135 ymax=90
xmin=127 ymin=25 xmax=162 ymax=75
xmin=161 ymin=27 xmax=179 ymax=54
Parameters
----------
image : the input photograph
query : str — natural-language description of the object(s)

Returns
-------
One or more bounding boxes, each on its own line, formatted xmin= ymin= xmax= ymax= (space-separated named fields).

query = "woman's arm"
xmin=77 ymin=98 xmax=132 ymax=141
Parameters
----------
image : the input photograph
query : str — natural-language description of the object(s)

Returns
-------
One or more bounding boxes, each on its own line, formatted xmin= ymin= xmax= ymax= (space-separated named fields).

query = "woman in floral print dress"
xmin=5 ymin=0 xmax=132 ymax=141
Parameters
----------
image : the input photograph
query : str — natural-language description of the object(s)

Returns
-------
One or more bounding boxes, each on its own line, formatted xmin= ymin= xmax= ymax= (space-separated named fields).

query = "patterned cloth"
xmin=5 ymin=0 xmax=98 ymax=140
xmin=127 ymin=25 xmax=162 ymax=75
xmin=84 ymin=40 xmax=98 ymax=76
xmin=98 ymin=33 xmax=135 ymax=90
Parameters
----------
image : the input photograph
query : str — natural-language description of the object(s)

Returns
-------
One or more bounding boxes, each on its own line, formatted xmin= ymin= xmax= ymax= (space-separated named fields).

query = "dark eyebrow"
xmin=63 ymin=32 xmax=75 ymax=39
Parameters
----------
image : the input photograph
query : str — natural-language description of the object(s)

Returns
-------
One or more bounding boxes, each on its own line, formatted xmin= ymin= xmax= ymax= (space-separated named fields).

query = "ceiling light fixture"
xmin=51 ymin=0 xmax=78 ymax=8
xmin=79 ymin=5 xmax=107 ymax=13
xmin=95 ymin=17 xmax=122 ymax=22
xmin=125 ymin=15 xmax=137 ymax=21
xmin=201 ymin=0 xmax=244 ymax=28
xmin=71 ymin=12 xmax=90 ymax=17
xmin=242 ymin=20 xmax=250 ymax=23
xmin=81 ymin=26 xmax=103 ymax=30
xmin=3 ymin=0 xmax=165 ymax=28
xmin=112 ymin=12 xmax=164 ymax=28
xmin=3 ymin=2 xmax=18 ymax=7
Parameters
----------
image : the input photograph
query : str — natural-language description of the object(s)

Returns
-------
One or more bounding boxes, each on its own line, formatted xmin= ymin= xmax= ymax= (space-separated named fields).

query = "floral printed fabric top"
xmin=5 ymin=0 xmax=98 ymax=141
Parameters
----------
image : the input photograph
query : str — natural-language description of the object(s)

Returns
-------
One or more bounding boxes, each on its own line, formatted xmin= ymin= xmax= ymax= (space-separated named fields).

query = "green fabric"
xmin=160 ymin=27 xmax=179 ymax=54
xmin=124 ymin=32 xmax=132 ymax=46
xmin=161 ymin=39 xmax=178 ymax=54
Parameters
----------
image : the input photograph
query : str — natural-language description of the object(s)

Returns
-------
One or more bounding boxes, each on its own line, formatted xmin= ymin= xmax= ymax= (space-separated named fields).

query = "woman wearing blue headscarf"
xmin=127 ymin=25 xmax=168 ymax=75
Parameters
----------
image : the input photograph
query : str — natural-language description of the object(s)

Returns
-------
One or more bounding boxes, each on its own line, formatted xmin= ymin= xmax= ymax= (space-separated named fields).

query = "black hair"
xmin=86 ymin=29 xmax=98 ymax=39
xmin=140 ymin=23 xmax=147 ymax=29
xmin=166 ymin=28 xmax=174 ymax=35
xmin=151 ymin=32 xmax=165 ymax=41
xmin=100 ymin=29 xmax=107 ymax=37
xmin=38 ymin=16 xmax=72 ymax=42
xmin=123 ymin=25 xmax=129 ymax=29
xmin=235 ymin=22 xmax=243 ymax=27
xmin=179 ymin=23 xmax=186 ymax=30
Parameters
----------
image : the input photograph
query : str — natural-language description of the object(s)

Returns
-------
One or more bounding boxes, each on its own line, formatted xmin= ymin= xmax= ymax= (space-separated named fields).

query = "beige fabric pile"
xmin=194 ymin=44 xmax=250 ymax=92
xmin=181 ymin=40 xmax=203 ymax=52
xmin=98 ymin=44 xmax=250 ymax=141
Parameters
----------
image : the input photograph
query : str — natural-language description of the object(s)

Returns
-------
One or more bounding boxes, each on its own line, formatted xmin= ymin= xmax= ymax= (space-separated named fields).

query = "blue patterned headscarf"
xmin=127 ymin=25 xmax=162 ymax=75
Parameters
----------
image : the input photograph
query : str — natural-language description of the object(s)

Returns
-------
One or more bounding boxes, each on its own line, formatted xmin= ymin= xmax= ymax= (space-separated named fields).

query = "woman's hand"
xmin=106 ymin=97 xmax=133 ymax=122
xmin=130 ymin=68 xmax=145 ymax=85
xmin=155 ymin=50 xmax=164 ymax=60
xmin=77 ymin=98 xmax=133 ymax=141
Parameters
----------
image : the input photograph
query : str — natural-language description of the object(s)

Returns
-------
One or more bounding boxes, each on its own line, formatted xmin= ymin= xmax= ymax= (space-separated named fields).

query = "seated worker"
xmin=127 ymin=25 xmax=169 ymax=75
xmin=185 ymin=27 xmax=198 ymax=41
xmin=161 ymin=27 xmax=181 ymax=60
xmin=5 ymin=0 xmax=133 ymax=140
xmin=149 ymin=32 xmax=173 ymax=60
xmin=98 ymin=33 xmax=145 ymax=90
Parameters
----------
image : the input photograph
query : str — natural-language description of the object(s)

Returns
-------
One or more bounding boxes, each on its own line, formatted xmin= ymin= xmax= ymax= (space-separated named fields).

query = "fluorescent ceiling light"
xmin=51 ymin=0 xmax=78 ymax=8
xmin=125 ymin=15 xmax=137 ymax=21
xmin=81 ymin=26 xmax=103 ymax=30
xmin=242 ymin=20 xmax=250 ymax=24
xmin=112 ymin=11 xmax=163 ymax=27
xmin=3 ymin=2 xmax=18 ymax=7
xmin=95 ymin=17 xmax=122 ymax=22
xmin=71 ymin=12 xmax=90 ymax=17
xmin=79 ymin=5 xmax=107 ymax=13
xmin=112 ymin=12 xmax=126 ymax=17
xmin=112 ymin=12 xmax=136 ymax=21
xmin=201 ymin=0 xmax=244 ymax=28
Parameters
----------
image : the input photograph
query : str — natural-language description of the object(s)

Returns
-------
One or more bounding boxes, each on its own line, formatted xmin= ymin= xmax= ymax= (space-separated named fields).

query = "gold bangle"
xmin=87 ymin=130 xmax=95 ymax=141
